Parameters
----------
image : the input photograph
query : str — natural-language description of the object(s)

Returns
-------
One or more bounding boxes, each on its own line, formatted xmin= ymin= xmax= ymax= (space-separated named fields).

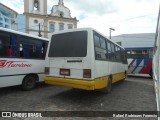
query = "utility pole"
xmin=109 ymin=28 xmax=115 ymax=39
xmin=38 ymin=23 xmax=42 ymax=37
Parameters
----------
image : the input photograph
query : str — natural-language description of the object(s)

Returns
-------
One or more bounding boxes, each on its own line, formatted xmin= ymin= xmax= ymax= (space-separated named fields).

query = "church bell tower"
xmin=24 ymin=0 xmax=47 ymax=15
xmin=23 ymin=0 xmax=48 ymax=38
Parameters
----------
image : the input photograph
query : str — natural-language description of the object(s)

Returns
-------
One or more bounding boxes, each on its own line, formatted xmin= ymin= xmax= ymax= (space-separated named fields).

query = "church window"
xmin=59 ymin=23 xmax=64 ymax=31
xmin=34 ymin=0 xmax=39 ymax=11
xmin=68 ymin=24 xmax=73 ymax=29
xmin=34 ymin=19 xmax=38 ymax=24
xmin=50 ymin=23 xmax=55 ymax=32
xmin=60 ymin=12 xmax=64 ymax=17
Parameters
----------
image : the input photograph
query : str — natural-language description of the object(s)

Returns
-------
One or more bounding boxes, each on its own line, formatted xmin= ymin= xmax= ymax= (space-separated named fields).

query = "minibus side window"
xmin=0 ymin=31 xmax=17 ymax=58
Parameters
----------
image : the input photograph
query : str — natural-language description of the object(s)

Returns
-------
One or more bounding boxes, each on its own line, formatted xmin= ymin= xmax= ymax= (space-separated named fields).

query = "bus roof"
xmin=50 ymin=27 xmax=125 ymax=50
xmin=0 ymin=27 xmax=49 ymax=41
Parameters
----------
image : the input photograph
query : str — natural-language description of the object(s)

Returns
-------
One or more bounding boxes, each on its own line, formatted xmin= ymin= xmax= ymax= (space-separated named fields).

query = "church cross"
xmin=58 ymin=0 xmax=64 ymax=5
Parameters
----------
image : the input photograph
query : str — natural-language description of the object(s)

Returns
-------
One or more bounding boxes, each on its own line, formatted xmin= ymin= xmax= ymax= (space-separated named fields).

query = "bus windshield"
xmin=49 ymin=31 xmax=87 ymax=57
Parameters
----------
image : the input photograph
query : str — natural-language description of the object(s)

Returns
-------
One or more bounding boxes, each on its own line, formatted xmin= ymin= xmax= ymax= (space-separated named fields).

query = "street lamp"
xmin=38 ymin=23 xmax=42 ymax=37
xmin=38 ymin=16 xmax=48 ymax=37
xmin=109 ymin=27 xmax=115 ymax=39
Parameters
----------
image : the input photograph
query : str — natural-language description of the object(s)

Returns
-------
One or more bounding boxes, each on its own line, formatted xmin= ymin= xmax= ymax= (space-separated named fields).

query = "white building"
xmin=112 ymin=33 xmax=155 ymax=49
xmin=0 ymin=3 xmax=17 ymax=30
xmin=23 ymin=0 xmax=78 ymax=38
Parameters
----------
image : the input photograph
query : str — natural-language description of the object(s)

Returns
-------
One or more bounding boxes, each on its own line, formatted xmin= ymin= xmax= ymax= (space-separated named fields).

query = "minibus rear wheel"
xmin=100 ymin=76 xmax=112 ymax=93
xmin=22 ymin=75 xmax=37 ymax=91
xmin=106 ymin=76 xmax=112 ymax=93
xmin=122 ymin=71 xmax=127 ymax=81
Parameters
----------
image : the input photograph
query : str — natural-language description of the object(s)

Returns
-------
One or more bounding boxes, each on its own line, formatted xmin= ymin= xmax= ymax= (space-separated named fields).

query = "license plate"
xmin=60 ymin=69 xmax=70 ymax=76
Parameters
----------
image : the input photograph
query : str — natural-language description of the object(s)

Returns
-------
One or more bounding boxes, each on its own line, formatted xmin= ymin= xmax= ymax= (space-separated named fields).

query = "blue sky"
xmin=0 ymin=0 xmax=159 ymax=36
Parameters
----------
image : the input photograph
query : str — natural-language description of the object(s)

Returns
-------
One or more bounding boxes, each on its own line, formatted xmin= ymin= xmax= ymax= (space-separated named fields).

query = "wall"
xmin=16 ymin=14 xmax=26 ymax=33
xmin=112 ymin=33 xmax=155 ymax=48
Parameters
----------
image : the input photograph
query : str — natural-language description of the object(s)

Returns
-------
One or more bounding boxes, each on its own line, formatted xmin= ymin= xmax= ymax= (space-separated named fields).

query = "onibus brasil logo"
xmin=0 ymin=60 xmax=32 ymax=68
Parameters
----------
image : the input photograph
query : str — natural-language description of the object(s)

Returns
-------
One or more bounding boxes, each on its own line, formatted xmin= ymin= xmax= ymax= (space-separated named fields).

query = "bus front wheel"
xmin=22 ymin=75 xmax=37 ymax=91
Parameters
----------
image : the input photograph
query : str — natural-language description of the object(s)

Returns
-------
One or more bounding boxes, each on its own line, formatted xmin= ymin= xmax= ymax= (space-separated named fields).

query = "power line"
xmin=123 ymin=13 xmax=156 ymax=21
xmin=17 ymin=25 xmax=155 ymax=40
xmin=109 ymin=13 xmax=157 ymax=23
xmin=16 ymin=25 xmax=60 ymax=32
xmin=17 ymin=25 xmax=39 ymax=31
xmin=82 ymin=13 xmax=157 ymax=26
xmin=16 ymin=13 xmax=157 ymax=31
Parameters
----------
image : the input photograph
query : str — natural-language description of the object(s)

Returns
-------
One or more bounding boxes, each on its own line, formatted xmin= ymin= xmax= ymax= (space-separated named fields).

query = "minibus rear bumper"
xmin=44 ymin=76 xmax=96 ymax=90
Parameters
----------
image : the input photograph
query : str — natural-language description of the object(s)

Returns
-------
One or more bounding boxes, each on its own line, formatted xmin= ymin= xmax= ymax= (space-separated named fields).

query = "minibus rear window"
xmin=49 ymin=31 xmax=87 ymax=57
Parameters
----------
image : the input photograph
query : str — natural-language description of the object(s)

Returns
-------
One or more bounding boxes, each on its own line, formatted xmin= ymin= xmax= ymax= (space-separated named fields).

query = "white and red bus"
xmin=45 ymin=28 xmax=128 ymax=92
xmin=0 ymin=27 xmax=49 ymax=90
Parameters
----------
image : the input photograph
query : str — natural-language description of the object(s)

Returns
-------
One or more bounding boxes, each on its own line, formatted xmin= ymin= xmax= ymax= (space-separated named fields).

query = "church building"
xmin=23 ymin=0 xmax=78 ymax=38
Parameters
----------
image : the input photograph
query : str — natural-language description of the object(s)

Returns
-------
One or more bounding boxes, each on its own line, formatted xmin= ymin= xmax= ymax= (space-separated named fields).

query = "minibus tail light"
xmin=83 ymin=69 xmax=91 ymax=78
xmin=45 ymin=67 xmax=49 ymax=74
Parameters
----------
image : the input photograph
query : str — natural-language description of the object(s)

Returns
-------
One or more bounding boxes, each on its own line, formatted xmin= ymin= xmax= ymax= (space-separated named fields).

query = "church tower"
xmin=58 ymin=0 xmax=64 ymax=5
xmin=24 ymin=0 xmax=47 ymax=15
xmin=23 ymin=0 xmax=48 ymax=38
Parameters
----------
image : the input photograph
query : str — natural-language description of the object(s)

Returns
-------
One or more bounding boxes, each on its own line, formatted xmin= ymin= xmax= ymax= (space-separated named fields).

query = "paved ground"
xmin=0 ymin=76 xmax=158 ymax=120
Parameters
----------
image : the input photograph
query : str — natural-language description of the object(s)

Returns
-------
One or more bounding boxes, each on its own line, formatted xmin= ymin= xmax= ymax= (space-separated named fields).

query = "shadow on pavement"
xmin=128 ymin=74 xmax=152 ymax=79
xmin=0 ymin=82 xmax=51 ymax=96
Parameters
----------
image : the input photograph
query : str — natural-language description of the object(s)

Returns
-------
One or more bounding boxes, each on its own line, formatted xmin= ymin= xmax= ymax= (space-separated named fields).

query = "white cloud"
xmin=0 ymin=0 xmax=159 ymax=36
